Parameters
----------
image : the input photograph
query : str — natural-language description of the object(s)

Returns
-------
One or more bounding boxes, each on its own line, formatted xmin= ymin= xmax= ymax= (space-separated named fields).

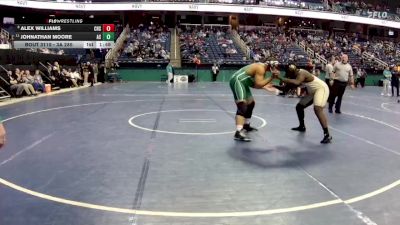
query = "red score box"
xmin=102 ymin=24 xmax=115 ymax=32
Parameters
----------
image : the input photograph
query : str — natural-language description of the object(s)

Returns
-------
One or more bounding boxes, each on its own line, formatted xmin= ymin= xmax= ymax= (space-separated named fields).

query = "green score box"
xmin=102 ymin=32 xmax=115 ymax=41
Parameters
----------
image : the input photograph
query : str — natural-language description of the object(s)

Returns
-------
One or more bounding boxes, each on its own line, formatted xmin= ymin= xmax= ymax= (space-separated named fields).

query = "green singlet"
xmin=229 ymin=65 xmax=255 ymax=101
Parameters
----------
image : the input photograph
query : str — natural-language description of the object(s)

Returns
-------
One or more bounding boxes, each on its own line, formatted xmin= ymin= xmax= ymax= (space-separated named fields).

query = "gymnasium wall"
xmin=117 ymin=69 xmax=384 ymax=86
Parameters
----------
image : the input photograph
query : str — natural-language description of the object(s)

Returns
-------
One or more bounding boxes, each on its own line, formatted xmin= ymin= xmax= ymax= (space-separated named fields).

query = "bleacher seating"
xmin=239 ymin=27 xmax=309 ymax=66
xmin=180 ymin=26 xmax=249 ymax=65
xmin=118 ymin=24 xmax=171 ymax=64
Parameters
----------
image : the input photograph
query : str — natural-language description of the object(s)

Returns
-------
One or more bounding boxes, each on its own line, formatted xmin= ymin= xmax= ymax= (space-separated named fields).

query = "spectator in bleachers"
xmin=61 ymin=69 xmax=76 ymax=88
xmin=122 ymin=23 xmax=170 ymax=63
xmin=53 ymin=61 xmax=61 ymax=75
xmin=32 ymin=69 xmax=46 ymax=93
xmin=68 ymin=68 xmax=83 ymax=87
xmin=47 ymin=64 xmax=61 ymax=87
xmin=15 ymin=68 xmax=37 ymax=96
xmin=6 ymin=70 xmax=24 ymax=97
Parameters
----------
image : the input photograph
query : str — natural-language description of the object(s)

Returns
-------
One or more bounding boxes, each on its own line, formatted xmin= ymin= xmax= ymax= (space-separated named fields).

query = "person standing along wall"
xmin=355 ymin=67 xmax=367 ymax=88
xmin=391 ymin=66 xmax=399 ymax=97
xmin=93 ymin=63 xmax=99 ymax=84
xmin=325 ymin=56 xmax=335 ymax=85
xmin=166 ymin=61 xmax=174 ymax=83
xmin=212 ymin=63 xmax=219 ymax=82
xmin=382 ymin=66 xmax=392 ymax=96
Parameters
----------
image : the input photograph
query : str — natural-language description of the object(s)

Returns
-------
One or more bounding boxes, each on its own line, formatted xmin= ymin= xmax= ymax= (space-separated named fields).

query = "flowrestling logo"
xmin=368 ymin=10 xmax=388 ymax=19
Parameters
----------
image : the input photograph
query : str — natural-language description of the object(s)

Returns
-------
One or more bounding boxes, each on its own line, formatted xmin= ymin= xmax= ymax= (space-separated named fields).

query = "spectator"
xmin=382 ymin=66 xmax=392 ymax=96
xmin=32 ymin=69 xmax=46 ymax=92
xmin=166 ymin=61 xmax=174 ymax=83
xmin=15 ymin=68 xmax=37 ymax=96
xmin=69 ymin=68 xmax=83 ymax=87
xmin=6 ymin=70 xmax=24 ymax=97
xmin=355 ymin=67 xmax=367 ymax=88
xmin=391 ymin=66 xmax=399 ymax=97
xmin=325 ymin=56 xmax=336 ymax=85
xmin=212 ymin=63 xmax=219 ymax=82
xmin=93 ymin=63 xmax=98 ymax=84
xmin=82 ymin=62 xmax=90 ymax=85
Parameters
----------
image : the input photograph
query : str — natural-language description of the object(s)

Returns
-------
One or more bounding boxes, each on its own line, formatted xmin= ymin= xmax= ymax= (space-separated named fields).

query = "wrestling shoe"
xmin=243 ymin=124 xmax=258 ymax=132
xmin=291 ymin=126 xmax=306 ymax=132
xmin=234 ymin=130 xmax=252 ymax=142
xmin=320 ymin=135 xmax=332 ymax=144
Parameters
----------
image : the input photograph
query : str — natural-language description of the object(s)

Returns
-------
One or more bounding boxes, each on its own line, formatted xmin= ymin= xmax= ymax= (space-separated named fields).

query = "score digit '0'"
xmin=102 ymin=24 xmax=115 ymax=32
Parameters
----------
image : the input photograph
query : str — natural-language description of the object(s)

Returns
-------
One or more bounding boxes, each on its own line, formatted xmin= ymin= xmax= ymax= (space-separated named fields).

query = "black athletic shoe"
xmin=234 ymin=130 xmax=252 ymax=142
xmin=243 ymin=124 xmax=258 ymax=132
xmin=291 ymin=126 xmax=306 ymax=132
xmin=320 ymin=135 xmax=332 ymax=144
xmin=328 ymin=108 xmax=333 ymax=113
xmin=335 ymin=110 xmax=341 ymax=114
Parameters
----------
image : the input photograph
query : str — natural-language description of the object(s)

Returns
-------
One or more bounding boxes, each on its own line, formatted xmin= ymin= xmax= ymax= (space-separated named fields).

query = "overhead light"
xmin=89 ymin=15 xmax=94 ymax=18
xmin=49 ymin=15 xmax=55 ymax=17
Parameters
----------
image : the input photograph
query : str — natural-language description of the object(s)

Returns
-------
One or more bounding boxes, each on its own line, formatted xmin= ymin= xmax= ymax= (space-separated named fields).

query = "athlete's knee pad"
xmin=245 ymin=101 xmax=255 ymax=118
xmin=296 ymin=103 xmax=305 ymax=111
xmin=236 ymin=102 xmax=248 ymax=117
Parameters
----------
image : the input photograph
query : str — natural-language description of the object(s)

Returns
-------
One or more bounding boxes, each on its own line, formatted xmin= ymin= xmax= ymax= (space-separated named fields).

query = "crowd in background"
xmin=239 ymin=28 xmax=307 ymax=65
xmin=2 ymin=61 xmax=105 ymax=99
xmin=121 ymin=23 xmax=171 ymax=62
xmin=179 ymin=26 xmax=245 ymax=64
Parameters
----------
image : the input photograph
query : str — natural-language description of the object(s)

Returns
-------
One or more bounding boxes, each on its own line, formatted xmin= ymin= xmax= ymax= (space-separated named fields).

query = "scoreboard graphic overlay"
xmin=14 ymin=22 xmax=116 ymax=49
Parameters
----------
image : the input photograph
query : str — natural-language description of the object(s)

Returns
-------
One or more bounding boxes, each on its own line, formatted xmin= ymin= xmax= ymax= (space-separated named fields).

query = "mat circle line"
xmin=0 ymin=99 xmax=399 ymax=217
xmin=381 ymin=102 xmax=400 ymax=114
xmin=128 ymin=109 xmax=267 ymax=135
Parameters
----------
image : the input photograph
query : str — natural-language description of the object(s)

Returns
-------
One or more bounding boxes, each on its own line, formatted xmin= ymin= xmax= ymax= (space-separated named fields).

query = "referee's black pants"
xmin=328 ymin=80 xmax=348 ymax=112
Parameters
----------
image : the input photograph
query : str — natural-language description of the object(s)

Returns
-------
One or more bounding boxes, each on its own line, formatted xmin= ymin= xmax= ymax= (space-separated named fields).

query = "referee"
xmin=328 ymin=54 xmax=355 ymax=113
